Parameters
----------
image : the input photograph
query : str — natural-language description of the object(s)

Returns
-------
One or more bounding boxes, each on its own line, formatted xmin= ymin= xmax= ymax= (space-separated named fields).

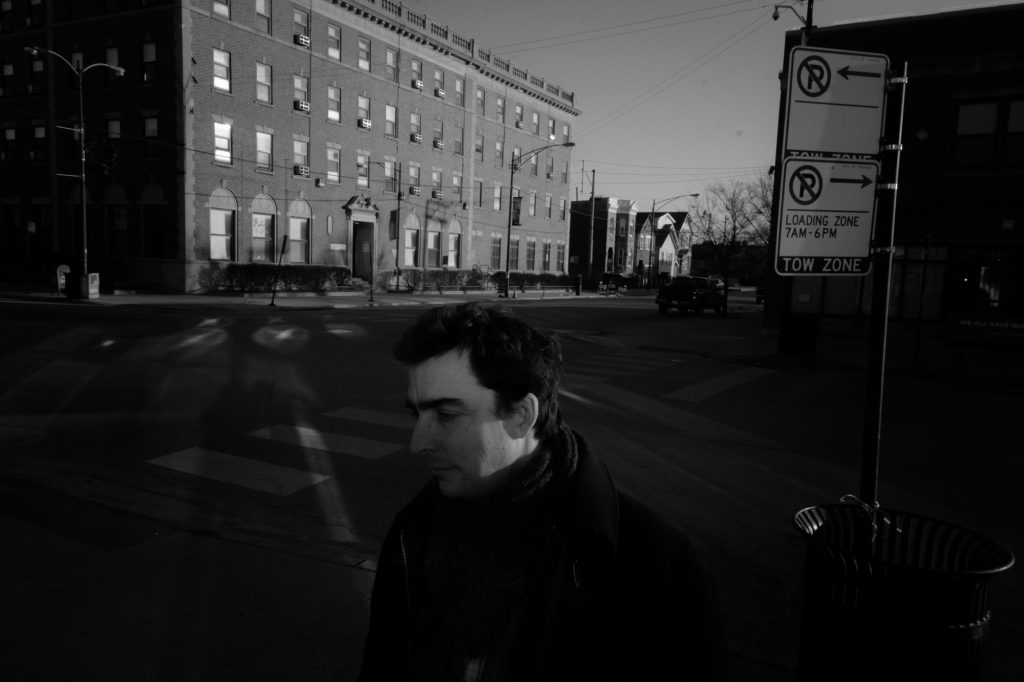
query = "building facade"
xmin=772 ymin=4 xmax=1024 ymax=344
xmin=0 ymin=0 xmax=578 ymax=292
xmin=568 ymin=196 xmax=636 ymax=284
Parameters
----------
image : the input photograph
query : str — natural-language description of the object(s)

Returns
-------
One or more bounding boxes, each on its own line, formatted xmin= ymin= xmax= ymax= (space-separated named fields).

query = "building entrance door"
xmin=353 ymin=221 xmax=374 ymax=281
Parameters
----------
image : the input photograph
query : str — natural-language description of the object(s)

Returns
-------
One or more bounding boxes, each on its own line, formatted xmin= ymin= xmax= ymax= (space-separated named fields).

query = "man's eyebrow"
xmin=405 ymin=397 xmax=466 ymax=412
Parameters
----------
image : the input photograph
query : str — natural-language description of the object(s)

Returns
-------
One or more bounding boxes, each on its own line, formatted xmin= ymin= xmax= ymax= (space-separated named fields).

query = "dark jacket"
xmin=359 ymin=432 xmax=729 ymax=681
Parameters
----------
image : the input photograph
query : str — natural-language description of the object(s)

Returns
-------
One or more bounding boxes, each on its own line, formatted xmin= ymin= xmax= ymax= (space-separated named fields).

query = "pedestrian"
xmin=359 ymin=301 xmax=728 ymax=681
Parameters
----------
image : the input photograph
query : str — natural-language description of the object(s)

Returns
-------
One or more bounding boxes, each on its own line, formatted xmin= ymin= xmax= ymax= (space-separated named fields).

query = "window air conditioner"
xmin=432 ymin=190 xmax=443 ymax=199
xmin=433 ymin=139 xmax=444 ymax=150
xmin=410 ymin=132 xmax=422 ymax=143
xmin=294 ymin=34 xmax=311 ymax=48
xmin=294 ymin=164 xmax=310 ymax=177
xmin=434 ymin=88 xmax=446 ymax=98
xmin=409 ymin=186 xmax=421 ymax=196
xmin=412 ymin=79 xmax=423 ymax=90
xmin=358 ymin=118 xmax=372 ymax=129
xmin=545 ymin=172 xmax=553 ymax=179
xmin=294 ymin=99 xmax=310 ymax=112
xmin=515 ymin=120 xmax=524 ymax=129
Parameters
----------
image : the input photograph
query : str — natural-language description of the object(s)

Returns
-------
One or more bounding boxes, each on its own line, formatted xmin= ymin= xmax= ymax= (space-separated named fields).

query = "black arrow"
xmin=831 ymin=174 xmax=873 ymax=188
xmin=838 ymin=65 xmax=881 ymax=80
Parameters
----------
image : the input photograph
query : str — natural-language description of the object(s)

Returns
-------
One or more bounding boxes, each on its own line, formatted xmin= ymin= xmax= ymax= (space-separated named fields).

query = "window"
xmin=434 ymin=69 xmax=444 ymax=93
xmin=404 ymin=228 xmax=419 ymax=267
xmin=31 ymin=125 xmax=45 ymax=161
xmin=210 ymin=208 xmax=234 ymax=260
xmin=561 ymin=160 xmax=569 ymax=184
xmin=556 ymin=244 xmax=566 ymax=270
xmin=542 ymin=242 xmax=551 ymax=271
xmin=475 ymin=180 xmax=484 ymax=208
xmin=252 ymin=213 xmax=274 ymax=262
xmin=411 ymin=60 xmax=422 ymax=85
xmin=256 ymin=63 xmax=272 ymax=103
xmin=512 ymin=146 xmax=521 ymax=170
xmin=320 ymin=24 xmax=339 ymax=61
xmin=476 ymin=88 xmax=485 ymax=116
xmin=213 ymin=0 xmax=229 ymax=18
xmin=490 ymin=236 xmax=502 ymax=270
xmin=433 ymin=119 xmax=443 ymax=146
xmin=496 ymin=97 xmax=505 ymax=122
xmin=495 ymin=140 xmax=503 ymax=168
xmin=548 ymin=118 xmax=556 ymax=140
xmin=107 ymin=119 xmax=121 ymax=140
xmin=294 ymin=8 xmax=309 ymax=37
xmin=327 ymin=86 xmax=340 ymax=121
xmin=546 ymin=157 xmax=554 ymax=179
xmin=256 ymin=131 xmax=272 ymax=170
xmin=143 ymin=116 xmax=158 ymax=156
xmin=294 ymin=74 xmax=308 ymax=103
xmin=255 ymin=0 xmax=271 ymax=33
xmin=432 ymin=169 xmax=442 ymax=193
xmin=452 ymin=173 xmax=462 ymax=202
xmin=493 ymin=183 xmax=502 ymax=211
xmin=454 ymin=122 xmax=464 ymax=155
xmin=531 ymin=111 xmax=540 ymax=135
xmin=515 ymin=104 xmax=524 ymax=127
xmin=214 ymin=121 xmax=232 ymax=163
xmin=384 ymin=159 xmax=397 ymax=193
xmin=562 ymin=123 xmax=570 ymax=143
xmin=385 ymin=104 xmax=396 ymax=137
xmin=427 ymin=230 xmax=440 ymax=267
xmin=447 ymin=233 xmax=461 ymax=268
xmin=408 ymin=164 xmax=420 ymax=190
xmin=358 ymin=95 xmax=370 ymax=121
xmin=293 ymin=139 xmax=308 ymax=168
xmin=288 ymin=217 xmax=309 ymax=263
xmin=105 ymin=47 xmax=120 ymax=86
xmin=358 ymin=36 xmax=371 ymax=71
xmin=357 ymin=153 xmax=369 ymax=188
xmin=559 ymin=197 xmax=567 ymax=221
xmin=455 ymin=78 xmax=465 ymax=106
xmin=386 ymin=48 xmax=398 ymax=82
xmin=955 ymin=102 xmax=997 ymax=167
xmin=1009 ymin=99 xmax=1024 ymax=165
xmin=142 ymin=42 xmax=157 ymax=83
xmin=212 ymin=49 xmax=231 ymax=92
xmin=545 ymin=194 xmax=552 ymax=219
xmin=509 ymin=237 xmax=520 ymax=269
xmin=529 ymin=191 xmax=536 ymax=217
xmin=526 ymin=239 xmax=536 ymax=271
xmin=530 ymin=154 xmax=538 ymax=176
xmin=327 ymin=147 xmax=340 ymax=182
xmin=410 ymin=112 xmax=421 ymax=137
xmin=475 ymin=134 xmax=484 ymax=162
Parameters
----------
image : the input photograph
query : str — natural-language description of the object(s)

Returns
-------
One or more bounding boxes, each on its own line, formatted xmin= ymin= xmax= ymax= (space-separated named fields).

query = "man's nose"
xmin=409 ymin=415 xmax=432 ymax=454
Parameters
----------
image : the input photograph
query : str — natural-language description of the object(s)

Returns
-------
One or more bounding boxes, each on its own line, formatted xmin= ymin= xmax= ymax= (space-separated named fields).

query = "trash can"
xmin=794 ymin=504 xmax=1014 ymax=682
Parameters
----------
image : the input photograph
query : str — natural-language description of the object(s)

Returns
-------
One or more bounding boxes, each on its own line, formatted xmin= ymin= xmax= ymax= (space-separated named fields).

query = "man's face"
xmin=406 ymin=349 xmax=524 ymax=499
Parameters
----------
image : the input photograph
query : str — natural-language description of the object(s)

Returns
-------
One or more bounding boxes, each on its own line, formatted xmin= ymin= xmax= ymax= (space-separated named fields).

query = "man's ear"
xmin=506 ymin=393 xmax=539 ymax=439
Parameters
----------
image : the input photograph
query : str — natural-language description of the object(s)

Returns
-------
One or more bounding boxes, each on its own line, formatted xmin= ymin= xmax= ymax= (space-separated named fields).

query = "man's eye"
xmin=436 ymin=411 xmax=456 ymax=422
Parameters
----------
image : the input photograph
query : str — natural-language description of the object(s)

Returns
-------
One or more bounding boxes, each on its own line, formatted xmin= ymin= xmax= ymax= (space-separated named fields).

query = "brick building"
xmin=568 ymin=197 xmax=636 ymax=285
xmin=0 ymin=0 xmax=578 ymax=292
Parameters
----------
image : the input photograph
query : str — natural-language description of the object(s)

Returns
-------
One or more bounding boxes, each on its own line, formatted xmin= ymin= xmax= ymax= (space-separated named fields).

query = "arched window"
xmin=209 ymin=188 xmax=237 ymax=260
xmin=287 ymin=198 xmax=312 ymax=263
xmin=251 ymin=193 xmax=277 ymax=262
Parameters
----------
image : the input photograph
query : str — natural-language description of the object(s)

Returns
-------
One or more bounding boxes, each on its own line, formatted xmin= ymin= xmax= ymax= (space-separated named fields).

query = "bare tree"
xmin=688 ymin=178 xmax=756 ymax=314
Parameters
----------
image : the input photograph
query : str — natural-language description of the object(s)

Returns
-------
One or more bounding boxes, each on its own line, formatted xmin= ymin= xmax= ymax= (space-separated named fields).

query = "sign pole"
xmin=859 ymin=62 xmax=908 ymax=508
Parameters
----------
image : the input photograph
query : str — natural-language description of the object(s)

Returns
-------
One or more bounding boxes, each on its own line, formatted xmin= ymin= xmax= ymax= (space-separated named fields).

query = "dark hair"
xmin=394 ymin=302 xmax=563 ymax=441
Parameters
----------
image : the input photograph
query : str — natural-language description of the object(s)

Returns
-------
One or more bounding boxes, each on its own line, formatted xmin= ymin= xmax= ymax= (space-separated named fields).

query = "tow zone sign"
xmin=776 ymin=157 xmax=879 ymax=276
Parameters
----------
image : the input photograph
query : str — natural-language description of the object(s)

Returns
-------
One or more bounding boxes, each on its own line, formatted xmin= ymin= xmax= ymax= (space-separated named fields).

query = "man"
xmin=359 ymin=302 xmax=728 ymax=681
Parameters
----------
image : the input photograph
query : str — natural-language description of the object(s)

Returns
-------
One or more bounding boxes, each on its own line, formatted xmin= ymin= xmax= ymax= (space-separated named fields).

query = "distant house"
xmin=569 ymin=197 xmax=637 ymax=284
xmin=635 ymin=211 xmax=692 ymax=282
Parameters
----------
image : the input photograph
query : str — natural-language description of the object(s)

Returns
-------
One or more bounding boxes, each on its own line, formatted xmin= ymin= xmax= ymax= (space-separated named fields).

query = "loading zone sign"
xmin=776 ymin=157 xmax=879 ymax=276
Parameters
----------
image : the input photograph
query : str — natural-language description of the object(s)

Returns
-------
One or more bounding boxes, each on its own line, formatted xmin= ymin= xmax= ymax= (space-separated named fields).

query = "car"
xmin=655 ymin=276 xmax=724 ymax=315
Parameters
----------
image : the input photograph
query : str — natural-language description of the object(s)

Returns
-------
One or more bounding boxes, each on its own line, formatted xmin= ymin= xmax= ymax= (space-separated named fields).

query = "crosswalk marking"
xmin=662 ymin=367 xmax=776 ymax=402
xmin=148 ymin=447 xmax=328 ymax=496
xmin=324 ymin=406 xmax=413 ymax=429
xmin=248 ymin=424 xmax=404 ymax=460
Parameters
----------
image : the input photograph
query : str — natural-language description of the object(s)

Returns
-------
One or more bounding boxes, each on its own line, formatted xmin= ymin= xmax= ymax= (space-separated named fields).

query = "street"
xmin=1 ymin=294 xmax=1021 ymax=681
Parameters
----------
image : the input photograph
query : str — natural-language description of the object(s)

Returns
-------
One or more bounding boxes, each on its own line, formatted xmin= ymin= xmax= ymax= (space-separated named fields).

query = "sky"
xmin=406 ymin=0 xmax=1017 ymax=213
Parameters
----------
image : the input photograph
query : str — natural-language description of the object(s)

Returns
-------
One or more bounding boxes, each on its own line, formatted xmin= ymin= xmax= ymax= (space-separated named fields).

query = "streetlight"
xmin=645 ymin=193 xmax=698 ymax=289
xmin=771 ymin=1 xmax=813 ymax=44
xmin=25 ymin=46 xmax=125 ymax=299
xmin=502 ymin=139 xmax=575 ymax=297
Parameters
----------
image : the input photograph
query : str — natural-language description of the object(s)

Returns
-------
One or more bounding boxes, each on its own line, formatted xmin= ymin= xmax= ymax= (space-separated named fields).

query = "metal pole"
xmin=78 ymin=67 xmax=88 ymax=297
xmin=859 ymin=62 xmax=909 ymax=509
xmin=586 ymin=169 xmax=595 ymax=285
xmin=504 ymin=156 xmax=515 ymax=297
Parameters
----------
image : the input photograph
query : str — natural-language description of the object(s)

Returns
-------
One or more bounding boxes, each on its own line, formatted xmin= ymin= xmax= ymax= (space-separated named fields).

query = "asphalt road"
xmin=1 ymin=295 xmax=1020 ymax=681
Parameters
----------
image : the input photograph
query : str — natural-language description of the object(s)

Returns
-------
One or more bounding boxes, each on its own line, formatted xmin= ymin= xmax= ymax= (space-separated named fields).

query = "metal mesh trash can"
xmin=794 ymin=504 xmax=1014 ymax=681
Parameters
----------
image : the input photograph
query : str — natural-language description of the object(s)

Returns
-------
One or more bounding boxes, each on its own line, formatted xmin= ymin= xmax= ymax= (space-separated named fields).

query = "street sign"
xmin=775 ymin=156 xmax=880 ymax=276
xmin=784 ymin=46 xmax=890 ymax=157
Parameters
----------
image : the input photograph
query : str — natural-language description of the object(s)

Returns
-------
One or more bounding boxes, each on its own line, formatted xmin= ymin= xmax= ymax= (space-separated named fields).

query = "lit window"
xmin=256 ymin=131 xmax=272 ymax=170
xmin=358 ymin=36 xmax=371 ymax=71
xmin=288 ymin=217 xmax=309 ymax=263
xmin=214 ymin=121 xmax=232 ymax=163
xmin=213 ymin=0 xmax=230 ymax=18
xmin=327 ymin=86 xmax=340 ymax=121
xmin=142 ymin=42 xmax=157 ymax=83
xmin=327 ymin=25 xmax=341 ymax=60
xmin=213 ymin=49 xmax=230 ymax=92
xmin=210 ymin=208 xmax=234 ymax=260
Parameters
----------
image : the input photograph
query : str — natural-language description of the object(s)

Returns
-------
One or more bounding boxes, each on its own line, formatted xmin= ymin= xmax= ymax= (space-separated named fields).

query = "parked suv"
xmin=656 ymin=276 xmax=724 ymax=315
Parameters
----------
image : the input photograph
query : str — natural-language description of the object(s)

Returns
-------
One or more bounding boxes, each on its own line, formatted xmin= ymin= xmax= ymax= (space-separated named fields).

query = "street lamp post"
xmin=25 ymin=46 xmax=124 ymax=299
xmin=646 ymin=193 xmax=698 ymax=289
xmin=502 ymin=140 xmax=574 ymax=297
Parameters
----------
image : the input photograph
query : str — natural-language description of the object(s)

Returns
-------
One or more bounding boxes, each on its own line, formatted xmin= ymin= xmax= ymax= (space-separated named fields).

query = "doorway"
xmin=353 ymin=221 xmax=374 ymax=281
